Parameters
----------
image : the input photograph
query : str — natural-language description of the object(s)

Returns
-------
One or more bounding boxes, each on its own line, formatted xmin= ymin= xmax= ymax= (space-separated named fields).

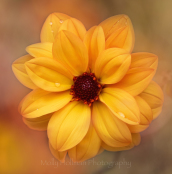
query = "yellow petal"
xmin=48 ymin=101 xmax=91 ymax=151
xmin=95 ymin=48 xmax=131 ymax=84
xmin=128 ymin=96 xmax=153 ymax=133
xmin=99 ymin=15 xmax=135 ymax=52
xmin=92 ymin=101 xmax=131 ymax=147
xmin=113 ymin=67 xmax=154 ymax=96
xmin=84 ymin=26 xmax=105 ymax=71
xmin=26 ymin=42 xmax=53 ymax=58
xmin=40 ymin=13 xmax=70 ymax=43
xmin=102 ymin=133 xmax=140 ymax=151
xmin=25 ymin=57 xmax=73 ymax=92
xmin=99 ymin=87 xmax=140 ymax=125
xmin=49 ymin=143 xmax=67 ymax=163
xmin=22 ymin=113 xmax=52 ymax=131
xmin=68 ymin=122 xmax=101 ymax=162
xmin=59 ymin=18 xmax=86 ymax=40
xmin=19 ymin=89 xmax=72 ymax=118
xmin=12 ymin=55 xmax=37 ymax=89
xmin=139 ymin=81 xmax=164 ymax=119
xmin=53 ymin=30 xmax=88 ymax=76
xmin=131 ymin=52 xmax=158 ymax=70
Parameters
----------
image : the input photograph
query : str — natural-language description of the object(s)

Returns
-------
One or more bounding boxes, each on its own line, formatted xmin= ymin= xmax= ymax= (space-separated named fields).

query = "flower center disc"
xmin=70 ymin=72 xmax=102 ymax=106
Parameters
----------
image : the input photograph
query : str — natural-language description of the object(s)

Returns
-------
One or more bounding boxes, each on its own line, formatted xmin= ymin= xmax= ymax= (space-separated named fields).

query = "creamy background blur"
xmin=0 ymin=0 xmax=172 ymax=173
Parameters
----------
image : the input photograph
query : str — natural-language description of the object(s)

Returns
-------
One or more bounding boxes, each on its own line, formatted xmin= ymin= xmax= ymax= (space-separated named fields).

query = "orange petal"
xmin=128 ymin=96 xmax=153 ymax=133
xmin=53 ymin=30 xmax=88 ymax=76
xmin=152 ymin=106 xmax=163 ymax=120
xmin=97 ymin=147 xmax=104 ymax=155
xmin=40 ymin=13 xmax=70 ymax=43
xmin=102 ymin=133 xmax=141 ymax=151
xmin=139 ymin=81 xmax=164 ymax=109
xmin=113 ymin=67 xmax=154 ymax=96
xmin=19 ymin=89 xmax=72 ymax=118
xmin=99 ymin=87 xmax=140 ymax=125
xmin=68 ymin=122 xmax=101 ymax=162
xmin=22 ymin=113 xmax=52 ymax=131
xmin=102 ymin=142 xmax=133 ymax=151
xmin=12 ymin=54 xmax=37 ymax=89
xmin=139 ymin=81 xmax=164 ymax=119
xmin=135 ymin=96 xmax=153 ymax=124
xmin=48 ymin=101 xmax=91 ymax=151
xmin=92 ymin=101 xmax=131 ymax=147
xmin=59 ymin=18 xmax=86 ymax=40
xmin=25 ymin=57 xmax=73 ymax=92
xmin=49 ymin=143 xmax=67 ymax=163
xmin=99 ymin=15 xmax=135 ymax=52
xmin=128 ymin=124 xmax=149 ymax=133
xmin=132 ymin=133 xmax=141 ymax=146
xmin=130 ymin=52 xmax=158 ymax=70
xmin=84 ymin=26 xmax=105 ymax=71
xmin=26 ymin=43 xmax=53 ymax=58
xmin=95 ymin=48 xmax=131 ymax=84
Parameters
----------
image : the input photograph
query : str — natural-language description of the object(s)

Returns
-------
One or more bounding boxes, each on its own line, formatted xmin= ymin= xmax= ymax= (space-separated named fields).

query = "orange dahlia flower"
xmin=12 ymin=13 xmax=164 ymax=162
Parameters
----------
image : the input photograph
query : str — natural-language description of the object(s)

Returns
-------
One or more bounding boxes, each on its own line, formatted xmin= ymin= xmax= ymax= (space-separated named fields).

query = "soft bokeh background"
xmin=1 ymin=0 xmax=172 ymax=173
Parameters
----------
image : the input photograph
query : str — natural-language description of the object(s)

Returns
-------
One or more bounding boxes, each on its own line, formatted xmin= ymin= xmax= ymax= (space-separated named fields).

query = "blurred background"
xmin=1 ymin=0 xmax=172 ymax=173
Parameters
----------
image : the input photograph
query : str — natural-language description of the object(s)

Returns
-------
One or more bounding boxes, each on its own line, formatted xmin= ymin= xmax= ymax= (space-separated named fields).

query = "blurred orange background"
xmin=1 ymin=0 xmax=172 ymax=173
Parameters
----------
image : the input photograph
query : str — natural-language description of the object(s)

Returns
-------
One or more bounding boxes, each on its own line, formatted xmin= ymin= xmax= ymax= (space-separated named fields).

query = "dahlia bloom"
xmin=12 ymin=13 xmax=164 ymax=162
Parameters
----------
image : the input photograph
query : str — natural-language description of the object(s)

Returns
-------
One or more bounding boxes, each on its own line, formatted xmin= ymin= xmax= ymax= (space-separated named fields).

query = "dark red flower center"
xmin=70 ymin=72 xmax=102 ymax=106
